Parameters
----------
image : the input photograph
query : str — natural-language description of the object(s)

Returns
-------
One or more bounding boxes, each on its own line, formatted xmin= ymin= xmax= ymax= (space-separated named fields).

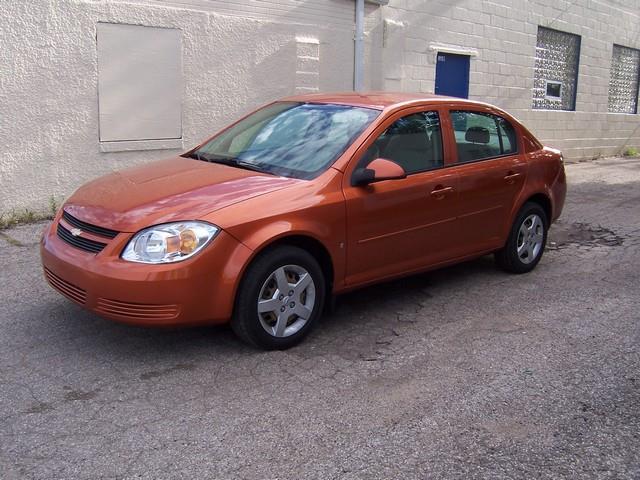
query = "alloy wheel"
xmin=517 ymin=214 xmax=544 ymax=264
xmin=257 ymin=264 xmax=316 ymax=338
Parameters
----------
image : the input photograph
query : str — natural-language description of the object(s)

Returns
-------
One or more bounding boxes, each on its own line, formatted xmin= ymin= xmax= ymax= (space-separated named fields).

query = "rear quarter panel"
xmin=511 ymin=146 xmax=566 ymax=229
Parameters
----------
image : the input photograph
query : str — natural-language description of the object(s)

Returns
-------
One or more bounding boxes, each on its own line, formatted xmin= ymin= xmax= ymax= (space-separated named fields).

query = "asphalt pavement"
xmin=0 ymin=157 xmax=639 ymax=479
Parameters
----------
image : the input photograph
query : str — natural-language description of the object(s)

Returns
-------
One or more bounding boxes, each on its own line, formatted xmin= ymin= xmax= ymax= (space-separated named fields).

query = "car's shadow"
xmin=34 ymin=255 xmax=506 ymax=361
xmin=303 ymin=255 xmax=506 ymax=355
xmin=329 ymin=255 xmax=499 ymax=319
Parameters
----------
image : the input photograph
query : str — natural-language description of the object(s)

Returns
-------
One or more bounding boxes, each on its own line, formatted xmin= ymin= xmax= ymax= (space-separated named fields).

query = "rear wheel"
xmin=231 ymin=246 xmax=325 ymax=350
xmin=495 ymin=202 xmax=548 ymax=273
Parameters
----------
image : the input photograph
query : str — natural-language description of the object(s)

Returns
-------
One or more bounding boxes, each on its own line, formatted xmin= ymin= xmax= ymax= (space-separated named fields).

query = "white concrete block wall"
xmin=379 ymin=0 xmax=640 ymax=160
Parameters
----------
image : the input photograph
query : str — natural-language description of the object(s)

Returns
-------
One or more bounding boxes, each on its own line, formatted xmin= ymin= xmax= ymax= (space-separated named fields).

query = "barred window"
xmin=532 ymin=27 xmax=581 ymax=111
xmin=608 ymin=45 xmax=640 ymax=114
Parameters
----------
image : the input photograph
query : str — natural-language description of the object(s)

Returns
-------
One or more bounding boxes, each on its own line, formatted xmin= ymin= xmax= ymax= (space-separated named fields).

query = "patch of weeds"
xmin=622 ymin=146 xmax=639 ymax=157
xmin=48 ymin=195 xmax=59 ymax=216
xmin=0 ymin=231 xmax=24 ymax=246
xmin=0 ymin=196 xmax=60 ymax=230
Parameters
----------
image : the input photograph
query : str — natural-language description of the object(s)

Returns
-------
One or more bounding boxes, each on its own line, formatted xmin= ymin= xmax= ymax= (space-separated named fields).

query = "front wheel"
xmin=231 ymin=246 xmax=325 ymax=350
xmin=495 ymin=202 xmax=548 ymax=274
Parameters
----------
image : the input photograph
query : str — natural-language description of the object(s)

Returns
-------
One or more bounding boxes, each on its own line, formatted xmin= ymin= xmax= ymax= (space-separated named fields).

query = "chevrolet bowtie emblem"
xmin=70 ymin=228 xmax=83 ymax=237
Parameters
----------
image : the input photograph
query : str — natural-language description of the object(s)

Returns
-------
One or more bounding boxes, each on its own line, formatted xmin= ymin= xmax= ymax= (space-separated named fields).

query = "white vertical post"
xmin=354 ymin=0 xmax=365 ymax=91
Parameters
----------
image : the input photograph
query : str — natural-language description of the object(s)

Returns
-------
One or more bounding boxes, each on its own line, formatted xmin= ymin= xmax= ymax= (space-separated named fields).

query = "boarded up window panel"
xmin=532 ymin=27 xmax=580 ymax=111
xmin=97 ymin=23 xmax=182 ymax=142
xmin=608 ymin=45 xmax=640 ymax=114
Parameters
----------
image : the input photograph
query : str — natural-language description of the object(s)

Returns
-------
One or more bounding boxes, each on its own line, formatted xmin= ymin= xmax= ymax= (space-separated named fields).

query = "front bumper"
xmin=40 ymin=219 xmax=253 ymax=327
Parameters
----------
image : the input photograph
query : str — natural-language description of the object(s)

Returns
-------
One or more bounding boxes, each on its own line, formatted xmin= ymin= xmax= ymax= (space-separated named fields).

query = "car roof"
xmin=279 ymin=91 xmax=485 ymax=110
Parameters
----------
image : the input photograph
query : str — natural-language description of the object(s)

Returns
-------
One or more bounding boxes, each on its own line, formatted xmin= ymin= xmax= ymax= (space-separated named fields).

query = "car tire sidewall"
xmin=232 ymin=246 xmax=325 ymax=350
xmin=500 ymin=202 xmax=548 ymax=273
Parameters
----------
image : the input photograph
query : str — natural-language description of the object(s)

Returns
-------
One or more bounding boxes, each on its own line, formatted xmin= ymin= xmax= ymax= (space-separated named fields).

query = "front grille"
xmin=44 ymin=268 xmax=87 ymax=305
xmin=62 ymin=210 xmax=119 ymax=239
xmin=57 ymin=224 xmax=107 ymax=254
xmin=96 ymin=298 xmax=180 ymax=321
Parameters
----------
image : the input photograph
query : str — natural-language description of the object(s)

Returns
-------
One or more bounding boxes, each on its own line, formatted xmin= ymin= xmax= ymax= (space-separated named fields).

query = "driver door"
xmin=342 ymin=107 xmax=459 ymax=287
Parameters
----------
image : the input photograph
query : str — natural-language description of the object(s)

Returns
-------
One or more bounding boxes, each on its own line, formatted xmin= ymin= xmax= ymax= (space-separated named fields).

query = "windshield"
xmin=188 ymin=102 xmax=380 ymax=179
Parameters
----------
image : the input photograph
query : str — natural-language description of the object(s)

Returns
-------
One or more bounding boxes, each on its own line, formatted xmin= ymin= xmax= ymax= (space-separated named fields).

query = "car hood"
xmin=64 ymin=157 xmax=301 ymax=232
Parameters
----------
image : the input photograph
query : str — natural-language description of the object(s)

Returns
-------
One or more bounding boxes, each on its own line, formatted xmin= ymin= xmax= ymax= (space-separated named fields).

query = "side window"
xmin=360 ymin=111 xmax=443 ymax=174
xmin=450 ymin=111 xmax=518 ymax=163
xmin=496 ymin=116 xmax=517 ymax=155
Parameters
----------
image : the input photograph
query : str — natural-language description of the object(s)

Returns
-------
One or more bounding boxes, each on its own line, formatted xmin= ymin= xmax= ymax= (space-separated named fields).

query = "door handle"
xmin=504 ymin=172 xmax=521 ymax=184
xmin=430 ymin=186 xmax=454 ymax=199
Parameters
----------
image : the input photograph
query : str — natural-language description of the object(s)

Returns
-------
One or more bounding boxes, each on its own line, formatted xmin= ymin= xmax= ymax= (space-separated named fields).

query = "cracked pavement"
xmin=1 ymin=157 xmax=639 ymax=479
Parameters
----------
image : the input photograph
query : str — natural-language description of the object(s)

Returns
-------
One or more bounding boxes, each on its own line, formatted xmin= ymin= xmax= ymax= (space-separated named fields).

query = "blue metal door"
xmin=434 ymin=52 xmax=470 ymax=99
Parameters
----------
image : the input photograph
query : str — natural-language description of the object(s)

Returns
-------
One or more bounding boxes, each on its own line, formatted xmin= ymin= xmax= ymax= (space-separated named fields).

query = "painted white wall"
xmin=0 ymin=0 xmax=371 ymax=214
xmin=1 ymin=0 xmax=639 ymax=215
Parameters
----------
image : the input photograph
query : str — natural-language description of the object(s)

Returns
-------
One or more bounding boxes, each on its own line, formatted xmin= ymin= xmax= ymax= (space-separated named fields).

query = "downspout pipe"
xmin=354 ymin=0 xmax=364 ymax=91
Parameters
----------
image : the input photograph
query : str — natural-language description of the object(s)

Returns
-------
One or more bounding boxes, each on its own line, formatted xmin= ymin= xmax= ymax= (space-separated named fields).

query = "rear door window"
xmin=450 ymin=111 xmax=518 ymax=163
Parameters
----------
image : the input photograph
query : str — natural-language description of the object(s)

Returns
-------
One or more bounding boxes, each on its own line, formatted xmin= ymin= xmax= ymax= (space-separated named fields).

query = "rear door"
xmin=444 ymin=109 xmax=528 ymax=253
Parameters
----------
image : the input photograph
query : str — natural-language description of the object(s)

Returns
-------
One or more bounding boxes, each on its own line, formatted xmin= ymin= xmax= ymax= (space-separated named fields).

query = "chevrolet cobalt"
xmin=41 ymin=93 xmax=566 ymax=349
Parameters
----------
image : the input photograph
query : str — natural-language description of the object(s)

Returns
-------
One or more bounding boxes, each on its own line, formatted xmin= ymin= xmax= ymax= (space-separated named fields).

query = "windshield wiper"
xmin=184 ymin=151 xmax=274 ymax=175
xmin=183 ymin=151 xmax=203 ymax=160
xmin=203 ymin=155 xmax=274 ymax=175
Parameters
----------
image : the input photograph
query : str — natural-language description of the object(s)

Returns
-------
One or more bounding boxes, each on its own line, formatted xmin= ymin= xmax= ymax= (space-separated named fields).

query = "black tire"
xmin=495 ymin=202 xmax=548 ymax=274
xmin=231 ymin=246 xmax=325 ymax=350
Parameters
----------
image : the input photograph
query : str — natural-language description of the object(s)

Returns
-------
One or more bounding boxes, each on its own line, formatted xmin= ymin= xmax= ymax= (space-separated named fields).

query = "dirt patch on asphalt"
xmin=549 ymin=221 xmax=625 ymax=249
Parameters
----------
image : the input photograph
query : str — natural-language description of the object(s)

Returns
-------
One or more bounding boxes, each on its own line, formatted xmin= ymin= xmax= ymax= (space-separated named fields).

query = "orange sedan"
xmin=41 ymin=92 xmax=566 ymax=349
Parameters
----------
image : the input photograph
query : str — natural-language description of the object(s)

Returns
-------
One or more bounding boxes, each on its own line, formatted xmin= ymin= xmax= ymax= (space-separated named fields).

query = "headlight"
xmin=121 ymin=222 xmax=219 ymax=264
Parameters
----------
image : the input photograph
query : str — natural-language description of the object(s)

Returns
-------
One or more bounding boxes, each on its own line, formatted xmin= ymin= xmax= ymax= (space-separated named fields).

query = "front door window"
xmin=359 ymin=111 xmax=443 ymax=174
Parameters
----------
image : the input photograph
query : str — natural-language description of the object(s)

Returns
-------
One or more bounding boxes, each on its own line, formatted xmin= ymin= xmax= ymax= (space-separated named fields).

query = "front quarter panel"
xmin=201 ymin=169 xmax=347 ymax=291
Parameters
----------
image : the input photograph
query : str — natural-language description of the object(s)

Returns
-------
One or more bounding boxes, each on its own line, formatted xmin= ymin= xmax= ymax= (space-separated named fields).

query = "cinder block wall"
xmin=379 ymin=0 xmax=640 ymax=160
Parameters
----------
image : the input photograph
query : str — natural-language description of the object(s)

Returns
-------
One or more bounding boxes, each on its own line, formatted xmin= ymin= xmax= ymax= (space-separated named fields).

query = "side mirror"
xmin=352 ymin=158 xmax=406 ymax=186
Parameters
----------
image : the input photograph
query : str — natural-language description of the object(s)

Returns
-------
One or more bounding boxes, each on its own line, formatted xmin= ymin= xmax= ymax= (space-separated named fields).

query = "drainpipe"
xmin=354 ymin=0 xmax=364 ymax=91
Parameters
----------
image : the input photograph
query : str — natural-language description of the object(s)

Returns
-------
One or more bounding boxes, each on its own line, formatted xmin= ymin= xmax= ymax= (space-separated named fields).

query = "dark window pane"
xmin=496 ymin=116 xmax=517 ymax=155
xmin=545 ymin=81 xmax=562 ymax=98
